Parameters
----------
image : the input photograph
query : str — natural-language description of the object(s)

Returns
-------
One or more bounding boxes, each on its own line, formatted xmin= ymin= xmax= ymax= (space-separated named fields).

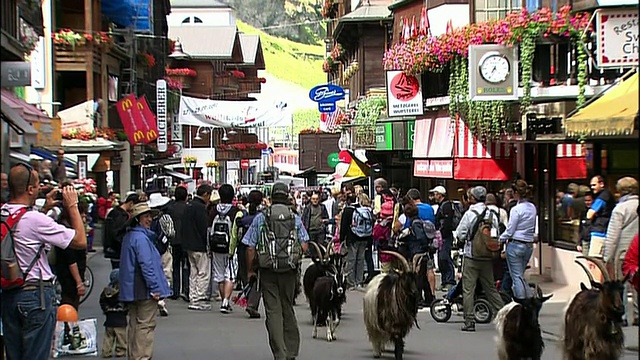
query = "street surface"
xmin=69 ymin=252 xmax=639 ymax=359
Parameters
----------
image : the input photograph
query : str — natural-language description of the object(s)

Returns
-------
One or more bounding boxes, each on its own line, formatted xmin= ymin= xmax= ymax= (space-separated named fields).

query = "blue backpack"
xmin=350 ymin=205 xmax=374 ymax=238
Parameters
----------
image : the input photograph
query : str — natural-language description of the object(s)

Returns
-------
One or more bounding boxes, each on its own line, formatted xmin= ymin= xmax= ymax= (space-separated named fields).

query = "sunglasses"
xmin=12 ymin=162 xmax=34 ymax=193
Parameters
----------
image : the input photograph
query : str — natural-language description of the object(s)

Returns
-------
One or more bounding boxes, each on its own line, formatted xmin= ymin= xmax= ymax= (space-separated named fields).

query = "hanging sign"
xmin=386 ymin=71 xmax=424 ymax=117
xmin=156 ymin=79 xmax=168 ymax=152
xmin=309 ymin=84 xmax=346 ymax=113
xmin=327 ymin=152 xmax=340 ymax=168
xmin=468 ymin=44 xmax=519 ymax=101
xmin=240 ymin=159 xmax=250 ymax=169
xmin=116 ymin=95 xmax=147 ymax=146
xmin=596 ymin=9 xmax=638 ymax=68
xmin=136 ymin=95 xmax=159 ymax=143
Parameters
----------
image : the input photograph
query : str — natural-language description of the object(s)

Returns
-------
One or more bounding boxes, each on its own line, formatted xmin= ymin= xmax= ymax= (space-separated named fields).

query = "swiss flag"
xmin=446 ymin=19 xmax=453 ymax=34
xmin=403 ymin=17 xmax=411 ymax=42
xmin=411 ymin=16 xmax=418 ymax=38
xmin=419 ymin=7 xmax=430 ymax=36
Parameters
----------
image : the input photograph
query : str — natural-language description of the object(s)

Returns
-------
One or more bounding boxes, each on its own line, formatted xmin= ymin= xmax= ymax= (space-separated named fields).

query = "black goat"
xmin=363 ymin=250 xmax=420 ymax=360
xmin=494 ymin=295 xmax=552 ymax=360
xmin=311 ymin=262 xmax=347 ymax=342
xmin=563 ymin=256 xmax=629 ymax=360
xmin=303 ymin=242 xmax=346 ymax=323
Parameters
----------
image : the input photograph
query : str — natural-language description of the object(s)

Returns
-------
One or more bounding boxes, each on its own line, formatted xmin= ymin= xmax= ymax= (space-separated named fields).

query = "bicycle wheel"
xmin=79 ymin=265 xmax=94 ymax=305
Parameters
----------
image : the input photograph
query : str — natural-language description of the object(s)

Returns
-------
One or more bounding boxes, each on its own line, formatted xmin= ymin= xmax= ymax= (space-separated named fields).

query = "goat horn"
xmin=577 ymin=256 xmax=610 ymax=282
xmin=574 ymin=259 xmax=595 ymax=284
xmin=325 ymin=242 xmax=334 ymax=257
xmin=379 ymin=250 xmax=411 ymax=273
xmin=308 ymin=241 xmax=324 ymax=262
xmin=613 ymin=250 xmax=626 ymax=280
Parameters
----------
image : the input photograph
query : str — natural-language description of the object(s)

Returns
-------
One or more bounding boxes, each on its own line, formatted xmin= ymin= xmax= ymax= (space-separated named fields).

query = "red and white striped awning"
xmin=556 ymin=144 xmax=586 ymax=180
xmin=453 ymin=117 xmax=513 ymax=180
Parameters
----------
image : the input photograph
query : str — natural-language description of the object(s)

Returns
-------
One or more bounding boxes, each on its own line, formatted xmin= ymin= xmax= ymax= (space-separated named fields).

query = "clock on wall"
xmin=478 ymin=51 xmax=511 ymax=84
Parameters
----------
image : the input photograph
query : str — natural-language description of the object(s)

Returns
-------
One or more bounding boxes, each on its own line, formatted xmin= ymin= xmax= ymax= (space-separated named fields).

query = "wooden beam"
xmin=84 ymin=0 xmax=93 ymax=102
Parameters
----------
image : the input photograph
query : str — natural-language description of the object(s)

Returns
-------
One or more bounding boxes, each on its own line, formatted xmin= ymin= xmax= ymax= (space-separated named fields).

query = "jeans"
xmin=2 ymin=286 xmax=57 ymax=360
xmin=171 ymin=244 xmax=190 ymax=298
xmin=505 ymin=241 xmax=534 ymax=299
xmin=346 ymin=241 xmax=368 ymax=287
xmin=438 ymin=237 xmax=456 ymax=286
xmin=364 ymin=239 xmax=375 ymax=282
xmin=500 ymin=260 xmax=513 ymax=297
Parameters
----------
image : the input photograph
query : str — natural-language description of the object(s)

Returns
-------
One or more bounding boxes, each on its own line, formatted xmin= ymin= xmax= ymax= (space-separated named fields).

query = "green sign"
xmin=376 ymin=123 xmax=393 ymax=150
xmin=327 ymin=152 xmax=340 ymax=168
xmin=407 ymin=120 xmax=415 ymax=150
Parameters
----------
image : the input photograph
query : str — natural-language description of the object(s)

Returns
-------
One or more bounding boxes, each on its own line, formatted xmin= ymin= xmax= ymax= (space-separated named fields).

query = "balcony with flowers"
xmin=383 ymin=6 xmax=592 ymax=140
xmin=165 ymin=67 xmax=197 ymax=89
xmin=214 ymin=70 xmax=244 ymax=90
xmin=53 ymin=29 xmax=114 ymax=71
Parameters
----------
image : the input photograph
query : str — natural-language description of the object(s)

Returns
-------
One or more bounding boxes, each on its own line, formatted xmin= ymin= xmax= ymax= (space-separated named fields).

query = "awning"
xmin=30 ymin=147 xmax=75 ymax=169
xmin=166 ymin=171 xmax=193 ymax=181
xmin=1 ymin=101 xmax=38 ymax=135
xmin=1 ymin=89 xmax=50 ymax=124
xmin=334 ymin=5 xmax=392 ymax=42
xmin=556 ymin=144 xmax=586 ymax=180
xmin=565 ymin=73 xmax=638 ymax=137
xmin=60 ymin=138 xmax=118 ymax=153
xmin=454 ymin=117 xmax=513 ymax=181
xmin=9 ymin=151 xmax=32 ymax=164
xmin=412 ymin=117 xmax=455 ymax=178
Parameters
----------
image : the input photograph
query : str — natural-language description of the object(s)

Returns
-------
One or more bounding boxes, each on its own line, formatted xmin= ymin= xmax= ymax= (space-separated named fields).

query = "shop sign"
xmin=116 ymin=94 xmax=147 ymax=146
xmin=308 ymin=84 xmax=346 ymax=113
xmin=240 ymin=159 xmax=250 ymax=169
xmin=1 ymin=62 xmax=31 ymax=87
xmin=327 ymin=152 xmax=340 ymax=168
xmin=386 ymin=71 xmax=424 ymax=117
xmin=407 ymin=120 xmax=415 ymax=150
xmin=77 ymin=155 xmax=88 ymax=180
xmin=376 ymin=123 xmax=393 ymax=150
xmin=156 ymin=79 xmax=168 ymax=152
xmin=597 ymin=9 xmax=638 ymax=68
xmin=468 ymin=44 xmax=519 ymax=101
xmin=136 ymin=95 xmax=160 ymax=143
xmin=413 ymin=159 xmax=453 ymax=178
xmin=34 ymin=118 xmax=61 ymax=147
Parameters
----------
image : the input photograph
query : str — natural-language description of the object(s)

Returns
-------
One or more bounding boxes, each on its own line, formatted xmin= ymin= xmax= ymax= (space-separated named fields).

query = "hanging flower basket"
xmin=205 ymin=160 xmax=220 ymax=168
xmin=166 ymin=68 xmax=197 ymax=89
xmin=183 ymin=156 xmax=197 ymax=164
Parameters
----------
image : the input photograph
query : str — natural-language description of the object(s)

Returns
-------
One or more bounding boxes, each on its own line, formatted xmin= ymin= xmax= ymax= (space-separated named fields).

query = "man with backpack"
xmin=455 ymin=186 xmax=504 ymax=332
xmin=209 ymin=184 xmax=241 ymax=313
xmin=242 ymin=182 xmax=309 ymax=360
xmin=166 ymin=186 xmax=189 ymax=301
xmin=432 ymin=186 xmax=460 ymax=291
xmin=1 ymin=164 xmax=87 ymax=360
xmin=340 ymin=185 xmax=374 ymax=289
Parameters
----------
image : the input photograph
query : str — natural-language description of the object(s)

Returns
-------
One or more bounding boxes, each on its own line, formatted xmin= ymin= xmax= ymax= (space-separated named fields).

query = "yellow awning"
xmin=565 ymin=73 xmax=638 ymax=137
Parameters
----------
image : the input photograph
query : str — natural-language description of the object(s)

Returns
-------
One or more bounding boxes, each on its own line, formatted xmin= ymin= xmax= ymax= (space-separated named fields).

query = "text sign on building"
xmin=1 ymin=62 xmax=31 ymax=87
xmin=309 ymin=84 xmax=346 ymax=113
xmin=386 ymin=71 xmax=424 ymax=117
xmin=597 ymin=9 xmax=638 ymax=68
xmin=156 ymin=79 xmax=168 ymax=152
xmin=376 ymin=123 xmax=393 ymax=150
xmin=413 ymin=159 xmax=453 ymax=178
xmin=468 ymin=44 xmax=519 ymax=101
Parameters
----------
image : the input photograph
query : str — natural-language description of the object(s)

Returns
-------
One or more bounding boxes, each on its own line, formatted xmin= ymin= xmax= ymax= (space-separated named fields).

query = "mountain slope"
xmin=237 ymin=21 xmax=325 ymax=90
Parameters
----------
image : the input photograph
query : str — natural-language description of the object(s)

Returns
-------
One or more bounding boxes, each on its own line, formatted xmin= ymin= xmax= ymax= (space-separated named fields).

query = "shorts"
xmin=211 ymin=253 xmax=237 ymax=283
xmin=588 ymin=234 xmax=605 ymax=258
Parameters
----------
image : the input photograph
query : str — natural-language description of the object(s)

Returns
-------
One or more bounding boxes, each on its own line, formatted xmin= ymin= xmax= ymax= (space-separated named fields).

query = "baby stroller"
xmin=429 ymin=276 xmax=498 ymax=324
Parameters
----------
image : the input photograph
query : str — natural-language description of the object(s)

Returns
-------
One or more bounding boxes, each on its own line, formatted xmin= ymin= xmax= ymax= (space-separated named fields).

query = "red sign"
xmin=240 ymin=159 xmax=250 ymax=169
xmin=390 ymin=72 xmax=420 ymax=101
xmin=413 ymin=159 xmax=453 ymax=178
xmin=136 ymin=95 xmax=159 ymax=143
xmin=116 ymin=94 xmax=147 ymax=145
xmin=338 ymin=150 xmax=352 ymax=164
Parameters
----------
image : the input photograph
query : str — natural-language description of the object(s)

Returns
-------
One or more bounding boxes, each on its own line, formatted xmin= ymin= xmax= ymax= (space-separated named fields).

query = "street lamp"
xmin=169 ymin=38 xmax=190 ymax=60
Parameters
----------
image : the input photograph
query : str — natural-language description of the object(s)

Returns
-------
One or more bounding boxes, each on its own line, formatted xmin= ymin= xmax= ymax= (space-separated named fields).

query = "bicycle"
xmin=54 ymin=264 xmax=94 ymax=305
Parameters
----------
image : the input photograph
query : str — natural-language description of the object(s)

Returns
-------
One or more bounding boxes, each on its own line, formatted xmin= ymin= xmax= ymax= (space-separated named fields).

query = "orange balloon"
xmin=57 ymin=304 xmax=78 ymax=322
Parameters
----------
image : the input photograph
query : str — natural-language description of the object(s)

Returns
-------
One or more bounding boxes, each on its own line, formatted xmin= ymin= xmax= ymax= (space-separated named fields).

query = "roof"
xmin=168 ymin=26 xmax=240 ymax=59
xmin=339 ymin=4 xmax=392 ymax=23
xmin=388 ymin=0 xmax=421 ymax=10
xmin=239 ymin=34 xmax=259 ymax=64
xmin=169 ymin=0 xmax=231 ymax=8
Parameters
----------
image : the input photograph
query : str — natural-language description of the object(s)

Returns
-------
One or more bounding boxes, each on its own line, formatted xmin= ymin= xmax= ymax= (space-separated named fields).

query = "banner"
xmin=116 ymin=94 xmax=147 ymax=145
xmin=156 ymin=79 xmax=168 ymax=152
xmin=136 ymin=95 xmax=159 ymax=143
xmin=58 ymin=100 xmax=95 ymax=134
xmin=179 ymin=95 xmax=292 ymax=128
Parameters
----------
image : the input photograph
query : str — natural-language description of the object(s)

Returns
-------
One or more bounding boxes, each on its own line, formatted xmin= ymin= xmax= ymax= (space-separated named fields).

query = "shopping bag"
xmin=52 ymin=318 xmax=99 ymax=358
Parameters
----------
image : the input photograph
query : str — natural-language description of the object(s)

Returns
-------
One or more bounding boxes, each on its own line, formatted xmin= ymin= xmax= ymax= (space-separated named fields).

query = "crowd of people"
xmin=1 ymin=159 xmax=638 ymax=360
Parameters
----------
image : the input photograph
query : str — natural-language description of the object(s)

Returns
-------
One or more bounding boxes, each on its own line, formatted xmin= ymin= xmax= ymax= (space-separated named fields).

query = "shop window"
xmin=474 ymin=0 xmax=522 ymax=22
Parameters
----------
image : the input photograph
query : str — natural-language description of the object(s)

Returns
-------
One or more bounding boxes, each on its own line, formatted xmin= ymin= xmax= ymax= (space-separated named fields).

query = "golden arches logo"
xmin=146 ymin=129 xmax=157 ymax=141
xmin=137 ymin=102 xmax=145 ymax=110
xmin=121 ymin=99 xmax=133 ymax=110
xmin=133 ymin=131 xmax=145 ymax=143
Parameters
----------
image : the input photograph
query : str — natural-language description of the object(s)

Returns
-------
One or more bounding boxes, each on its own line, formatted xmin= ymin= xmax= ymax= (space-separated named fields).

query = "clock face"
xmin=479 ymin=54 xmax=510 ymax=84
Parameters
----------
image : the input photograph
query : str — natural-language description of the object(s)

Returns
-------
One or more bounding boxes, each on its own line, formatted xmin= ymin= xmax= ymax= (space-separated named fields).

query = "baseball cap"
xmin=430 ymin=185 xmax=446 ymax=195
xmin=272 ymin=182 xmax=289 ymax=197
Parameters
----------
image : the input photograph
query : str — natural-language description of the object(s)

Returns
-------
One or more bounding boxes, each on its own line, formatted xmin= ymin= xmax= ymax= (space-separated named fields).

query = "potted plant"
xmin=137 ymin=52 xmax=156 ymax=69
xmin=166 ymin=68 xmax=197 ymax=88
xmin=205 ymin=160 xmax=220 ymax=168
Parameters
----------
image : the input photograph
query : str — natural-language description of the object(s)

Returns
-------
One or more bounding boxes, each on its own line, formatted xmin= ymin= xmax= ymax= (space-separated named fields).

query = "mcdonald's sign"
xmin=116 ymin=94 xmax=148 ymax=145
xmin=137 ymin=96 xmax=159 ymax=143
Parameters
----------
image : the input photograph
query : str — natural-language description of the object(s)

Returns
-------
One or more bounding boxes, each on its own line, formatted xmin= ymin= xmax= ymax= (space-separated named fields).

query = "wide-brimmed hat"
xmin=126 ymin=202 xmax=159 ymax=226
xmin=148 ymin=193 xmax=171 ymax=208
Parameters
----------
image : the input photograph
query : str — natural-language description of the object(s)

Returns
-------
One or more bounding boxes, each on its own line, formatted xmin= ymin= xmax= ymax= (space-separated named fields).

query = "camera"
xmin=55 ymin=190 xmax=63 ymax=202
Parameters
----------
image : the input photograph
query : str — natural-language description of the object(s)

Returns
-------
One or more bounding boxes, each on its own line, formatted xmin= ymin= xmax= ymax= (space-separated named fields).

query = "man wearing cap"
xmin=432 ymin=185 xmax=457 ymax=291
xmin=104 ymin=193 xmax=141 ymax=270
xmin=455 ymin=186 xmax=504 ymax=332
xmin=242 ymin=182 xmax=309 ymax=360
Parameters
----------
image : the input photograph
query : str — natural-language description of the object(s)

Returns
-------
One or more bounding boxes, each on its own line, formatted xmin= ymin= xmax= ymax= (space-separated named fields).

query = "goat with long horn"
xmin=563 ymin=255 xmax=629 ymax=360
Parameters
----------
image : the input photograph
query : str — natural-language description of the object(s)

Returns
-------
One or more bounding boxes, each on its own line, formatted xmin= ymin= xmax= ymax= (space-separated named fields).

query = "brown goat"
xmin=563 ymin=256 xmax=628 ymax=360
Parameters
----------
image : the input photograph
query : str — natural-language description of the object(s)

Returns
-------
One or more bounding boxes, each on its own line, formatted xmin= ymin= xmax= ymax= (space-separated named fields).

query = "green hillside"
xmin=236 ymin=21 xmax=325 ymax=90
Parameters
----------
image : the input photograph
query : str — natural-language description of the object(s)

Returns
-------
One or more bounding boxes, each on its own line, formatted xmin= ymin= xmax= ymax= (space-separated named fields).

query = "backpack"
xmin=351 ymin=206 xmax=374 ymax=238
xmin=257 ymin=204 xmax=301 ymax=273
xmin=448 ymin=201 xmax=463 ymax=230
xmin=469 ymin=208 xmax=501 ymax=259
xmin=411 ymin=218 xmax=443 ymax=253
xmin=489 ymin=208 xmax=507 ymax=235
xmin=209 ymin=212 xmax=233 ymax=254
xmin=236 ymin=210 xmax=257 ymax=244
xmin=1 ymin=207 xmax=44 ymax=289
xmin=379 ymin=195 xmax=395 ymax=219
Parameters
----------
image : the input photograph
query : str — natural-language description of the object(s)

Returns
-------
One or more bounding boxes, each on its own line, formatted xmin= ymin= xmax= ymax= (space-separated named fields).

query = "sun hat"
xmin=148 ymin=193 xmax=171 ymax=208
xmin=126 ymin=202 xmax=160 ymax=226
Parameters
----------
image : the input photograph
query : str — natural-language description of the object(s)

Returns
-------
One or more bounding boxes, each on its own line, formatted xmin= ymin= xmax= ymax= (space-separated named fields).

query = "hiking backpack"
xmin=469 ymin=208 xmax=501 ymax=259
xmin=236 ymin=211 xmax=257 ymax=244
xmin=1 ymin=207 xmax=43 ymax=289
xmin=209 ymin=212 xmax=233 ymax=254
xmin=449 ymin=201 xmax=463 ymax=230
xmin=411 ymin=218 xmax=443 ymax=253
xmin=351 ymin=205 xmax=374 ymax=238
xmin=257 ymin=204 xmax=301 ymax=273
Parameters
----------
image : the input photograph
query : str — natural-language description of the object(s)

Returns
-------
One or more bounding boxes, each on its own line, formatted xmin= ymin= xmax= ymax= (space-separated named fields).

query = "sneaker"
xmin=461 ymin=322 xmax=476 ymax=332
xmin=188 ymin=303 xmax=211 ymax=311
xmin=220 ymin=304 xmax=232 ymax=314
xmin=247 ymin=309 xmax=261 ymax=319
xmin=158 ymin=301 xmax=169 ymax=317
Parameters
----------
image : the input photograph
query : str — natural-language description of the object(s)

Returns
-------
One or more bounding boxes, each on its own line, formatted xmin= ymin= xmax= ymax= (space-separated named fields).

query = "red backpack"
xmin=379 ymin=194 xmax=395 ymax=219
xmin=1 ymin=207 xmax=43 ymax=289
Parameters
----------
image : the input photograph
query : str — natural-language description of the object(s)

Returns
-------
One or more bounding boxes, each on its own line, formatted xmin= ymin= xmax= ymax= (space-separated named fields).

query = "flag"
xmin=411 ymin=16 xmax=418 ymax=38
xmin=320 ymin=108 xmax=342 ymax=132
xmin=399 ymin=16 xmax=406 ymax=43
xmin=446 ymin=19 xmax=453 ymax=34
xmin=419 ymin=7 xmax=430 ymax=36
xmin=403 ymin=17 xmax=411 ymax=42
